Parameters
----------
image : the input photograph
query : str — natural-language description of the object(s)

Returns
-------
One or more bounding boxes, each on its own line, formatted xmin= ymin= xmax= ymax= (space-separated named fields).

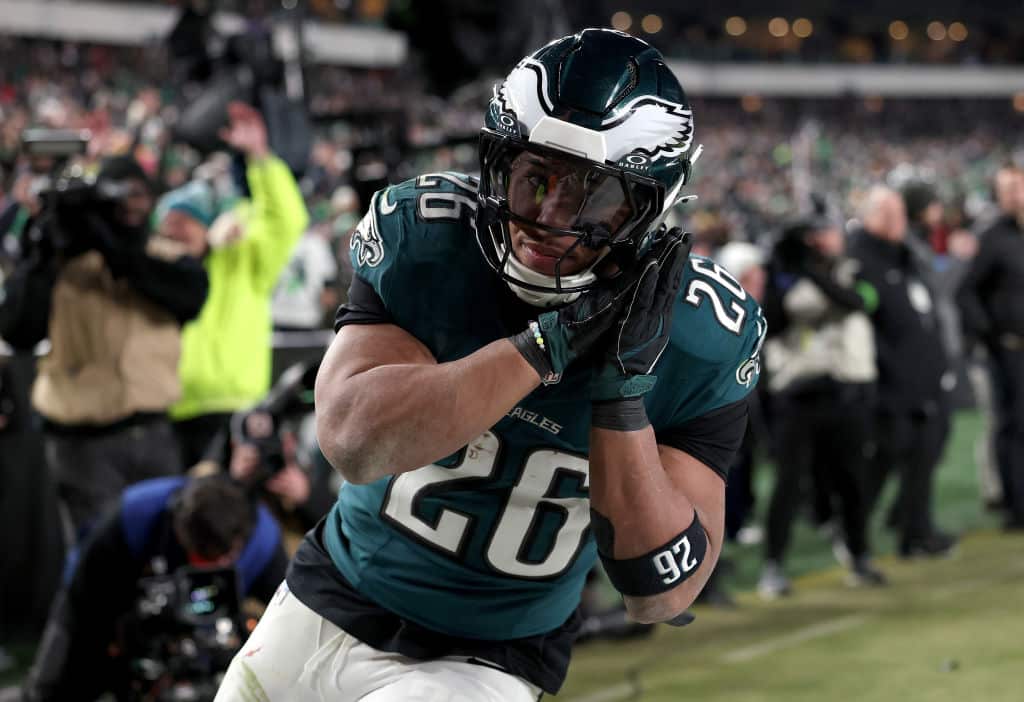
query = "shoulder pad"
xmin=349 ymin=172 xmax=480 ymax=271
xmin=671 ymin=255 xmax=765 ymax=362
xmin=348 ymin=172 xmax=482 ymax=312
xmin=653 ymin=255 xmax=766 ymax=416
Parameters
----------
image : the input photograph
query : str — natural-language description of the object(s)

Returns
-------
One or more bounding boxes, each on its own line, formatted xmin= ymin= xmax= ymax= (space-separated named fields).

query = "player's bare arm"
xmin=315 ymin=322 xmax=541 ymax=484
xmin=589 ymin=427 xmax=724 ymax=623
xmin=582 ymin=231 xmax=724 ymax=623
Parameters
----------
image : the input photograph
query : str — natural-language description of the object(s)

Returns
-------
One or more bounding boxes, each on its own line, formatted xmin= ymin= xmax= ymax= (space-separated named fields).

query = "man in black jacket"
xmin=848 ymin=186 xmax=957 ymax=557
xmin=956 ymin=166 xmax=1024 ymax=529
xmin=0 ymin=155 xmax=209 ymax=538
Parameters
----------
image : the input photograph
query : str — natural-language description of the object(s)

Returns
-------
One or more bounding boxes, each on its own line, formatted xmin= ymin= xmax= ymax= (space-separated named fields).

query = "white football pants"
xmin=214 ymin=582 xmax=543 ymax=702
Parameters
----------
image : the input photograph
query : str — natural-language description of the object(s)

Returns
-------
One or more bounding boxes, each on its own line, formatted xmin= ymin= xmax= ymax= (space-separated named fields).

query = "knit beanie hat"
xmin=156 ymin=180 xmax=219 ymax=229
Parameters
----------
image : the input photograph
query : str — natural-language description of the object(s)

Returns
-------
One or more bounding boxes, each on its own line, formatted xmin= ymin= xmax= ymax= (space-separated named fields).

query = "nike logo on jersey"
xmin=507 ymin=406 xmax=563 ymax=435
xmin=378 ymin=187 xmax=398 ymax=215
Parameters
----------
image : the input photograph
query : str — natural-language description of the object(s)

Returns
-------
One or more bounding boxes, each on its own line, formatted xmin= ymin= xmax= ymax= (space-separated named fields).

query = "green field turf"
xmin=559 ymin=410 xmax=1024 ymax=701
xmin=560 ymin=529 xmax=1024 ymax=701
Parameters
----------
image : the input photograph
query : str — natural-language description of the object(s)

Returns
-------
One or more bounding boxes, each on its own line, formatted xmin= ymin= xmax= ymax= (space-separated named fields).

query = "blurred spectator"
xmin=330 ymin=184 xmax=361 ymax=236
xmin=758 ymin=217 xmax=884 ymax=598
xmin=901 ymin=179 xmax=947 ymax=253
xmin=897 ymin=177 xmax=974 ymax=366
xmin=848 ymin=187 xmax=958 ymax=557
xmin=0 ymin=154 xmax=54 ymax=244
xmin=271 ymin=223 xmax=338 ymax=331
xmin=956 ymin=166 xmax=1024 ymax=530
xmin=329 ymin=184 xmax=362 ymax=296
xmin=19 ymin=475 xmax=287 ymax=702
xmin=0 ymin=155 xmax=208 ymax=538
xmin=162 ymin=102 xmax=309 ymax=467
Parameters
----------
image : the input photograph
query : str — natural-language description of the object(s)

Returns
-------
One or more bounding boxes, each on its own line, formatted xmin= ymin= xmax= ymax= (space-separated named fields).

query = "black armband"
xmin=591 ymin=508 xmax=708 ymax=597
xmin=509 ymin=323 xmax=554 ymax=381
xmin=591 ymin=397 xmax=650 ymax=431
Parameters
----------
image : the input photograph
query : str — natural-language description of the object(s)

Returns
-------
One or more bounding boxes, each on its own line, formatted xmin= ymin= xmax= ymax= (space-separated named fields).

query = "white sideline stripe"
xmin=565 ymin=615 xmax=870 ymax=701
xmin=721 ymin=614 xmax=869 ymax=664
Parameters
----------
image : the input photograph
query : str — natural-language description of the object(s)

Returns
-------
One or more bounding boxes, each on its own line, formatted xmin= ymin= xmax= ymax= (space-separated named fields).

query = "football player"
xmin=215 ymin=28 xmax=765 ymax=702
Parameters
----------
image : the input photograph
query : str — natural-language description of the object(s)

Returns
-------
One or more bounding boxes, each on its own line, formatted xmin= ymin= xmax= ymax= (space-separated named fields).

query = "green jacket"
xmin=170 ymin=155 xmax=308 ymax=421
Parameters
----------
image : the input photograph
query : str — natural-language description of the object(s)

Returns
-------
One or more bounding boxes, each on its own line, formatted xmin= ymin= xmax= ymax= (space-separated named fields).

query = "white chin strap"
xmin=501 ymin=249 xmax=595 ymax=307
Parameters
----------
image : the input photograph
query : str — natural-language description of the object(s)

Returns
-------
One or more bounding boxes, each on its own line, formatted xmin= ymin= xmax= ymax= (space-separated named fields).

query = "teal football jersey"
xmin=324 ymin=172 xmax=765 ymax=640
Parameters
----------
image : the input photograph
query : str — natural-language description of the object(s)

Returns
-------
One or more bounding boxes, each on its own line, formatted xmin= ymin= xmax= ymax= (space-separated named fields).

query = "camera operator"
xmin=225 ymin=411 xmax=337 ymax=537
xmin=758 ymin=217 xmax=885 ymax=598
xmin=196 ymin=363 xmax=337 ymax=537
xmin=19 ymin=475 xmax=288 ymax=702
xmin=0 ymin=153 xmax=209 ymax=538
xmin=162 ymin=102 xmax=309 ymax=467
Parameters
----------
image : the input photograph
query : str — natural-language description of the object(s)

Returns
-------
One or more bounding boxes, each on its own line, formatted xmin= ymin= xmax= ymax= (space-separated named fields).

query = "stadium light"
xmin=768 ymin=17 xmax=789 ymax=38
xmin=948 ymin=22 xmax=968 ymax=42
xmin=927 ymin=21 xmax=947 ymax=41
xmin=641 ymin=14 xmax=663 ymax=34
xmin=611 ymin=11 xmax=632 ymax=31
xmin=793 ymin=18 xmax=813 ymax=38
xmin=888 ymin=20 xmax=909 ymax=41
xmin=725 ymin=16 xmax=747 ymax=36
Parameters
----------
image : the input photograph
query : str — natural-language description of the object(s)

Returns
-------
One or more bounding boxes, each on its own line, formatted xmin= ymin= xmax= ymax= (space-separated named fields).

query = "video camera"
xmin=168 ymin=4 xmax=311 ymax=176
xmin=123 ymin=565 xmax=243 ymax=701
xmin=136 ymin=565 xmax=241 ymax=630
xmin=18 ymin=129 xmax=136 ymax=256
xmin=229 ymin=360 xmax=319 ymax=479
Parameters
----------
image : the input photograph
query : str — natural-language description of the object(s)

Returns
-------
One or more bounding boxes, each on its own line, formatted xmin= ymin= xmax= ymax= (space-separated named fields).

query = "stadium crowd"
xmin=1 ymin=27 xmax=1023 ymax=700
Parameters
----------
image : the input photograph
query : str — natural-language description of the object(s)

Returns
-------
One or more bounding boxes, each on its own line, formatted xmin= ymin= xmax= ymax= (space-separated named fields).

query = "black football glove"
xmin=510 ymin=267 xmax=642 ymax=384
xmin=591 ymin=229 xmax=691 ymax=429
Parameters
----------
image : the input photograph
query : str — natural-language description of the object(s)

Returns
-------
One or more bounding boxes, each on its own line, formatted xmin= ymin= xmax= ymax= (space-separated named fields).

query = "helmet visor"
xmin=485 ymin=136 xmax=660 ymax=247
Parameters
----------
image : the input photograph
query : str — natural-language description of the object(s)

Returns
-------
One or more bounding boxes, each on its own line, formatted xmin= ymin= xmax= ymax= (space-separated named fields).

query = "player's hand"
xmin=591 ymin=228 xmax=691 ymax=401
xmin=218 ymin=101 xmax=270 ymax=160
xmin=510 ymin=267 xmax=641 ymax=382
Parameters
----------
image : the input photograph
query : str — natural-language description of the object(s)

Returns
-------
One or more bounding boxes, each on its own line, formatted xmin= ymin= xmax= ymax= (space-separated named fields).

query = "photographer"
xmin=200 ymin=363 xmax=337 ymax=537
xmin=19 ymin=475 xmax=287 ymax=702
xmin=162 ymin=102 xmax=309 ymax=467
xmin=0 ymin=153 xmax=209 ymax=538
xmin=758 ymin=217 xmax=885 ymax=598
xmin=225 ymin=410 xmax=337 ymax=537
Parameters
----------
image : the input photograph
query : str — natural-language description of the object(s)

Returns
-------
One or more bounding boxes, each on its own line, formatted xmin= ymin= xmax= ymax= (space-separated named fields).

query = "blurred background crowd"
xmin=1 ymin=0 xmax=1023 ymax=700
